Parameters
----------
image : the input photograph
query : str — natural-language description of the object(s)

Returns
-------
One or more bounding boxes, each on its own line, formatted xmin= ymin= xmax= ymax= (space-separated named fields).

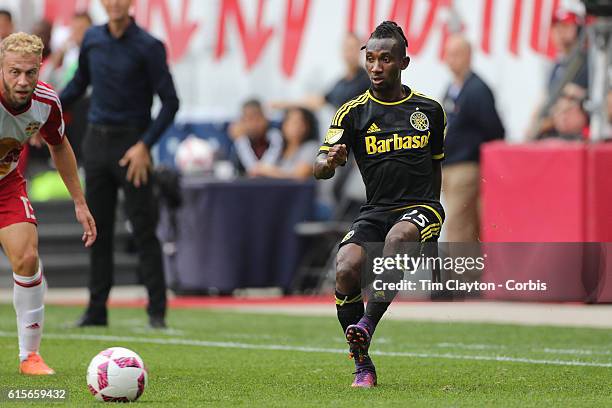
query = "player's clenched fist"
xmin=326 ymin=144 xmax=348 ymax=169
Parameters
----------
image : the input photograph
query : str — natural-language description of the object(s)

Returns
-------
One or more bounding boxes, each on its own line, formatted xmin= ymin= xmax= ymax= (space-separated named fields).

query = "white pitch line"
xmin=542 ymin=348 xmax=612 ymax=356
xmin=436 ymin=342 xmax=506 ymax=350
xmin=0 ymin=331 xmax=611 ymax=368
xmin=435 ymin=342 xmax=612 ymax=357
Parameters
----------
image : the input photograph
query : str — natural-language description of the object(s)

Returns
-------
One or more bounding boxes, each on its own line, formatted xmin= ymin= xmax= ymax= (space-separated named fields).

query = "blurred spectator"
xmin=40 ymin=12 xmax=93 ymax=164
xmin=32 ymin=19 xmax=52 ymax=61
xmin=543 ymin=82 xmax=589 ymax=140
xmin=228 ymin=99 xmax=283 ymax=175
xmin=0 ymin=9 xmax=30 ymax=177
xmin=0 ymin=9 xmax=13 ymax=40
xmin=530 ymin=9 xmax=587 ymax=139
xmin=44 ymin=12 xmax=92 ymax=90
xmin=249 ymin=107 xmax=319 ymax=180
xmin=24 ymin=20 xmax=55 ymax=172
xmin=442 ymin=34 xmax=505 ymax=242
xmin=270 ymin=32 xmax=370 ymax=111
xmin=271 ymin=32 xmax=369 ymax=219
xmin=549 ymin=9 xmax=587 ymax=92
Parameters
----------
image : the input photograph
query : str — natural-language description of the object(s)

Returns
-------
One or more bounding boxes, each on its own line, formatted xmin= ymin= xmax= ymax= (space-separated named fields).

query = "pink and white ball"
xmin=86 ymin=347 xmax=148 ymax=402
xmin=175 ymin=136 xmax=215 ymax=175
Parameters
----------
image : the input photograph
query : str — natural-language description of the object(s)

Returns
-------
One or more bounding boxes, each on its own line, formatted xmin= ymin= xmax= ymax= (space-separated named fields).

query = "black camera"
xmin=582 ymin=0 xmax=612 ymax=17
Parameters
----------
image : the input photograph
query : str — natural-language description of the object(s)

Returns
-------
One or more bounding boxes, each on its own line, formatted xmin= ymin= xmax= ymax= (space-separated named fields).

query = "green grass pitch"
xmin=0 ymin=304 xmax=611 ymax=407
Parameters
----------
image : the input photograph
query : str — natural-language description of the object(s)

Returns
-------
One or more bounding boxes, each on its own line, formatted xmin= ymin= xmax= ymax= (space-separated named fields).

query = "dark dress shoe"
xmin=149 ymin=316 xmax=167 ymax=329
xmin=75 ymin=314 xmax=107 ymax=327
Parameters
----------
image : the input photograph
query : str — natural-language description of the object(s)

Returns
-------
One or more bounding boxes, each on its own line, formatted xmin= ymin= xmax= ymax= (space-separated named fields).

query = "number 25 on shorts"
xmin=401 ymin=209 xmax=428 ymax=228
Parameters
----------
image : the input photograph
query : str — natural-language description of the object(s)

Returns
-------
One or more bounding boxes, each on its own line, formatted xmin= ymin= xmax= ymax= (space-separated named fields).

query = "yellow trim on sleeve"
xmin=319 ymin=146 xmax=330 ymax=152
xmin=336 ymin=94 xmax=369 ymax=126
xmin=432 ymin=153 xmax=444 ymax=160
xmin=332 ymin=93 xmax=368 ymax=126
xmin=332 ymin=98 xmax=357 ymax=126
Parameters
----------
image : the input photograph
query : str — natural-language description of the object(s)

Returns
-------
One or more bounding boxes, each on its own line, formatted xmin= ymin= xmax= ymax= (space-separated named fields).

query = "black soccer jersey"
xmin=319 ymin=86 xmax=446 ymax=210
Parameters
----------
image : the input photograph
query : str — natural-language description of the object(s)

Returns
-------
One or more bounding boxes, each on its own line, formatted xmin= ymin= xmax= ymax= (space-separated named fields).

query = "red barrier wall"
xmin=481 ymin=141 xmax=586 ymax=242
xmin=480 ymin=141 xmax=612 ymax=302
xmin=596 ymin=249 xmax=612 ymax=303
xmin=480 ymin=243 xmax=587 ymax=302
xmin=586 ymin=144 xmax=612 ymax=242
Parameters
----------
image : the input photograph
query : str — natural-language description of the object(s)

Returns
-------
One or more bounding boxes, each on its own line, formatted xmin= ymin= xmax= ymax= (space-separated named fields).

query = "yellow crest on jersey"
xmin=410 ymin=111 xmax=429 ymax=131
xmin=25 ymin=121 xmax=41 ymax=137
xmin=325 ymin=128 xmax=344 ymax=144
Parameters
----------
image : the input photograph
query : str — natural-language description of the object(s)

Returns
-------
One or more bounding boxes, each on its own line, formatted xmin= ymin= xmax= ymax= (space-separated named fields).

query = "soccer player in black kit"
xmin=314 ymin=21 xmax=446 ymax=388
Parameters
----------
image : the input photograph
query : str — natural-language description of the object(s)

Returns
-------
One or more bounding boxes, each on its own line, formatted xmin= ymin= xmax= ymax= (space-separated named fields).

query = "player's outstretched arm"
xmin=48 ymin=138 xmax=97 ymax=247
xmin=313 ymin=144 xmax=347 ymax=180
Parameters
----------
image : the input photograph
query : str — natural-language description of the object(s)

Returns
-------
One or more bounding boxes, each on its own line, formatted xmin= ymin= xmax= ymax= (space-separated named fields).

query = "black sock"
xmin=335 ymin=290 xmax=364 ymax=333
xmin=364 ymin=300 xmax=392 ymax=332
xmin=363 ymin=267 xmax=403 ymax=333
xmin=337 ymin=290 xmax=377 ymax=371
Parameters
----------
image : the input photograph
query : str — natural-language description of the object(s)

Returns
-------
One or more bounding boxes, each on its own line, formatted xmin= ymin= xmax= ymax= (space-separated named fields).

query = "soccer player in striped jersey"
xmin=0 ymin=32 xmax=96 ymax=375
xmin=314 ymin=21 xmax=446 ymax=388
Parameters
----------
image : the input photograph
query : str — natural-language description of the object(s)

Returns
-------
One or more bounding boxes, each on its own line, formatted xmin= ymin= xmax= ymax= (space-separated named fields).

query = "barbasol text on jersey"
xmin=364 ymin=132 xmax=430 ymax=155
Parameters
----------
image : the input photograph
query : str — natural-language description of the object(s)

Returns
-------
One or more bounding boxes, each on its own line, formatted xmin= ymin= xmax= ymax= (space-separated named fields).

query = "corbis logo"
xmin=410 ymin=111 xmax=429 ymax=131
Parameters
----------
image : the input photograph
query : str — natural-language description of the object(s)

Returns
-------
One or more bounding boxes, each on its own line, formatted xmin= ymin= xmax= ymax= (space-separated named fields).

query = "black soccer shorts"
xmin=339 ymin=203 xmax=444 ymax=247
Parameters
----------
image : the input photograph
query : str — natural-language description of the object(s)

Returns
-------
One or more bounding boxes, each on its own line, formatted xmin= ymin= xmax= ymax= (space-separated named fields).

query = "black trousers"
xmin=82 ymin=124 xmax=166 ymax=318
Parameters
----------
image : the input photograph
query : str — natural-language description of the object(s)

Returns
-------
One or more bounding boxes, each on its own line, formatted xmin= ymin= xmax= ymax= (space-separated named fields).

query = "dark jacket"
xmin=442 ymin=72 xmax=505 ymax=165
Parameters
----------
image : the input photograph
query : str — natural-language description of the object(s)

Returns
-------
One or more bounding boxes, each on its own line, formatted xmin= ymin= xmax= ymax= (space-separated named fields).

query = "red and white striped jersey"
xmin=0 ymin=81 xmax=65 ymax=181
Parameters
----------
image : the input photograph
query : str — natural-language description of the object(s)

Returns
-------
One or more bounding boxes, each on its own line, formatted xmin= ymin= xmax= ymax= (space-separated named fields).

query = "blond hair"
xmin=0 ymin=32 xmax=44 ymax=60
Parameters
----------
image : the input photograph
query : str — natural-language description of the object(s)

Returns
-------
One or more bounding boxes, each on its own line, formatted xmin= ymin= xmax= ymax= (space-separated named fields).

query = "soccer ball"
xmin=86 ymin=347 xmax=148 ymax=402
xmin=174 ymin=135 xmax=215 ymax=175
